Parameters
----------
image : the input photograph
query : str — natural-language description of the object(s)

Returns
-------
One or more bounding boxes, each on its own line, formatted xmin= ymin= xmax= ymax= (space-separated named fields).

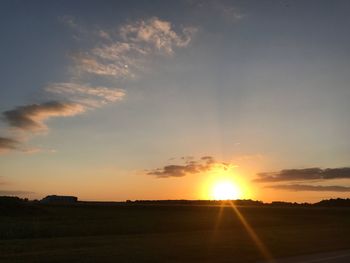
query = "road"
xmin=258 ymin=250 xmax=350 ymax=263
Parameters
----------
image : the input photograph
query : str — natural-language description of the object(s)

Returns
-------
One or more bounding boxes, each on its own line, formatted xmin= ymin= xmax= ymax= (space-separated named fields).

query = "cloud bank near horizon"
xmin=255 ymin=167 xmax=350 ymax=193
xmin=254 ymin=167 xmax=350 ymax=182
xmin=267 ymin=184 xmax=350 ymax=192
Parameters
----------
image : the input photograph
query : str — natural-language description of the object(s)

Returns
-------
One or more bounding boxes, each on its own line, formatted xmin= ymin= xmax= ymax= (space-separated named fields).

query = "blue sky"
xmin=1 ymin=0 xmax=350 ymax=202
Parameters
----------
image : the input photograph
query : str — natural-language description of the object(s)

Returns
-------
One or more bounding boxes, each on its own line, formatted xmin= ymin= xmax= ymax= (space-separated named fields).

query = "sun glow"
xmin=211 ymin=181 xmax=241 ymax=200
xmin=198 ymin=164 xmax=251 ymax=200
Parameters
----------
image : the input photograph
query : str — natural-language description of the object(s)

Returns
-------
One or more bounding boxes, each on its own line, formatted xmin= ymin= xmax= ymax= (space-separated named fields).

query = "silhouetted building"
xmin=41 ymin=195 xmax=78 ymax=204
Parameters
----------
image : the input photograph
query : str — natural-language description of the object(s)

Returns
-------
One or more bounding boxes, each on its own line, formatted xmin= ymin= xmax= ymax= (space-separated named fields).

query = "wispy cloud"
xmin=46 ymin=83 xmax=125 ymax=108
xmin=254 ymin=167 xmax=350 ymax=182
xmin=3 ymin=101 xmax=85 ymax=132
xmin=120 ymin=17 xmax=195 ymax=55
xmin=0 ymin=137 xmax=21 ymax=152
xmin=72 ymin=17 xmax=196 ymax=77
xmin=147 ymin=156 xmax=233 ymax=178
xmin=0 ymin=136 xmax=43 ymax=154
xmin=60 ymin=15 xmax=79 ymax=30
xmin=267 ymin=184 xmax=350 ymax=192
xmin=0 ymin=17 xmax=194 ymax=153
xmin=72 ymin=54 xmax=132 ymax=77
xmin=59 ymin=15 xmax=89 ymax=41
xmin=209 ymin=1 xmax=244 ymax=22
xmin=187 ymin=0 xmax=244 ymax=23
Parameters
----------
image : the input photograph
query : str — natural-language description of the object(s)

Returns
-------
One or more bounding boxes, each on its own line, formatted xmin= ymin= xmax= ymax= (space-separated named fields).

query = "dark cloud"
xmin=0 ymin=137 xmax=41 ymax=154
xmin=0 ymin=137 xmax=21 ymax=151
xmin=323 ymin=168 xmax=350 ymax=179
xmin=3 ymin=101 xmax=84 ymax=132
xmin=148 ymin=156 xmax=230 ymax=178
xmin=148 ymin=165 xmax=195 ymax=177
xmin=267 ymin=184 xmax=350 ymax=192
xmin=254 ymin=167 xmax=350 ymax=182
xmin=201 ymin=156 xmax=215 ymax=163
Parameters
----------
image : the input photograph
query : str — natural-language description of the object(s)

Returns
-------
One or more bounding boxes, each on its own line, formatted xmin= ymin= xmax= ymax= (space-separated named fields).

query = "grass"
xmin=0 ymin=203 xmax=350 ymax=262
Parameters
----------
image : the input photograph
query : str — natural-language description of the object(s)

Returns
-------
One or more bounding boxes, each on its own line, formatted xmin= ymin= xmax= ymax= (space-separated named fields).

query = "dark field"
xmin=1 ymin=203 xmax=350 ymax=262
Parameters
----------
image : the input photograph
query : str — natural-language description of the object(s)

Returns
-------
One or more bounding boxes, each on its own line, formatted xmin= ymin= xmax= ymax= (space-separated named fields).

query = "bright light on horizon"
xmin=198 ymin=165 xmax=249 ymax=200
xmin=211 ymin=180 xmax=242 ymax=200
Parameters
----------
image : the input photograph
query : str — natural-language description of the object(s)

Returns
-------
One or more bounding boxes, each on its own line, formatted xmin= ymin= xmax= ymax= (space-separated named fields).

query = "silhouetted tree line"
xmin=130 ymin=199 xmax=264 ymax=206
xmin=0 ymin=196 xmax=28 ymax=206
xmin=0 ymin=196 xmax=45 ymax=216
xmin=1 ymin=196 xmax=350 ymax=207
xmin=129 ymin=198 xmax=350 ymax=207
xmin=314 ymin=198 xmax=350 ymax=207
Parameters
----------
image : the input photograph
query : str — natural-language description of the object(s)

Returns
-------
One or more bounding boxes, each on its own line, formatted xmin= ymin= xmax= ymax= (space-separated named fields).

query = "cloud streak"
xmin=0 ymin=136 xmax=43 ymax=154
xmin=46 ymin=83 xmax=125 ymax=108
xmin=148 ymin=156 xmax=232 ymax=178
xmin=255 ymin=167 xmax=350 ymax=193
xmin=254 ymin=167 xmax=350 ymax=182
xmin=267 ymin=184 xmax=350 ymax=192
xmin=0 ymin=137 xmax=21 ymax=152
xmin=3 ymin=101 xmax=85 ymax=132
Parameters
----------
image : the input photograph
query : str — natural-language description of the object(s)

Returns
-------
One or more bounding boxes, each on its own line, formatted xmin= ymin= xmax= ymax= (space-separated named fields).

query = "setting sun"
xmin=198 ymin=164 xmax=249 ymax=200
xmin=211 ymin=181 xmax=241 ymax=200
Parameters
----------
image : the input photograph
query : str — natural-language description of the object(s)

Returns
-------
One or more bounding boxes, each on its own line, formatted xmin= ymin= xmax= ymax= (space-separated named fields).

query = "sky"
xmin=1 ymin=0 xmax=350 ymax=202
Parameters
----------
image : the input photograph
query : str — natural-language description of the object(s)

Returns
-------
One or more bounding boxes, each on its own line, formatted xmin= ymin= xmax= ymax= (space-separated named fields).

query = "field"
xmin=1 ymin=203 xmax=350 ymax=262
